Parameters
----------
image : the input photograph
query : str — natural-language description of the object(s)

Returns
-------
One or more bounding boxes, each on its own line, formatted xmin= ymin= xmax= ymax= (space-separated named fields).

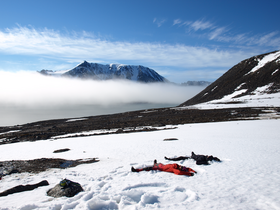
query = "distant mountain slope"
xmin=181 ymin=81 xmax=211 ymax=86
xmin=180 ymin=50 xmax=280 ymax=107
xmin=40 ymin=61 xmax=167 ymax=83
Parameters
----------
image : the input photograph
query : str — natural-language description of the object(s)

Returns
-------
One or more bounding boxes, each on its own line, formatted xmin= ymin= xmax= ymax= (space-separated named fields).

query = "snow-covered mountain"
xmin=180 ymin=50 xmax=280 ymax=107
xmin=39 ymin=61 xmax=167 ymax=83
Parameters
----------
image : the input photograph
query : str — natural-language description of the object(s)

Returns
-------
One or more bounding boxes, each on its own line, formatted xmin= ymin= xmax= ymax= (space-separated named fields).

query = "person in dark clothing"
xmin=131 ymin=160 xmax=196 ymax=176
xmin=191 ymin=152 xmax=221 ymax=165
xmin=165 ymin=152 xmax=221 ymax=165
xmin=164 ymin=156 xmax=190 ymax=161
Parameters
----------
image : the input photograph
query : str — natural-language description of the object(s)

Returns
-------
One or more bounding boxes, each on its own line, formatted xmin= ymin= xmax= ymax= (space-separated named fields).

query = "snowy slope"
xmin=179 ymin=83 xmax=280 ymax=110
xmin=0 ymin=119 xmax=280 ymax=210
xmin=180 ymin=50 xmax=280 ymax=107
xmin=40 ymin=61 xmax=167 ymax=83
xmin=246 ymin=51 xmax=280 ymax=75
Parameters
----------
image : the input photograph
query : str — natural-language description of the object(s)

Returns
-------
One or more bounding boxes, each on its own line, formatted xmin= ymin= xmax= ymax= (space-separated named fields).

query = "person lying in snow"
xmin=165 ymin=151 xmax=221 ymax=165
xmin=131 ymin=160 xmax=196 ymax=176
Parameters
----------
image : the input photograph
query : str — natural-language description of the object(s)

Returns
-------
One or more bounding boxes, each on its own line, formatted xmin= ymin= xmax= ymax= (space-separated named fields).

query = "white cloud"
xmin=213 ymin=30 xmax=280 ymax=48
xmin=209 ymin=27 xmax=228 ymax=40
xmin=255 ymin=32 xmax=279 ymax=46
xmin=175 ymin=18 xmax=280 ymax=49
xmin=0 ymin=71 xmax=203 ymax=107
xmin=173 ymin=19 xmax=182 ymax=25
xmin=190 ymin=20 xmax=214 ymax=31
xmin=173 ymin=19 xmax=214 ymax=31
xmin=0 ymin=26 xmax=249 ymax=69
xmin=153 ymin=18 xmax=167 ymax=27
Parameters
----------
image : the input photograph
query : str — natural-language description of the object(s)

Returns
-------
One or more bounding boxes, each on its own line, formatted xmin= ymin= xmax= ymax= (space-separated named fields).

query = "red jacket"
xmin=153 ymin=163 xmax=195 ymax=176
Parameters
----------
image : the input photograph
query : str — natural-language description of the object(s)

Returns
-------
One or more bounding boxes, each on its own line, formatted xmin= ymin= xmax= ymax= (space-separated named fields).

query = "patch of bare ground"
xmin=0 ymin=158 xmax=99 ymax=175
xmin=0 ymin=106 xmax=279 ymax=144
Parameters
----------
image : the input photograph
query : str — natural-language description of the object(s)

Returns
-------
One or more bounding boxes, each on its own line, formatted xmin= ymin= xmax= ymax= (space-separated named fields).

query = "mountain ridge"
xmin=40 ymin=61 xmax=167 ymax=83
xmin=179 ymin=50 xmax=280 ymax=106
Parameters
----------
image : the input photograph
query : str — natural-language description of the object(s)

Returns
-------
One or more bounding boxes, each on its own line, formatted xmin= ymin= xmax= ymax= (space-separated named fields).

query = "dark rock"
xmin=0 ymin=167 xmax=20 ymax=178
xmin=53 ymin=148 xmax=70 ymax=153
xmin=163 ymin=138 xmax=178 ymax=141
xmin=0 ymin=158 xmax=99 ymax=174
xmin=0 ymin=180 xmax=49 ymax=197
xmin=60 ymin=161 xmax=73 ymax=168
xmin=47 ymin=179 xmax=83 ymax=198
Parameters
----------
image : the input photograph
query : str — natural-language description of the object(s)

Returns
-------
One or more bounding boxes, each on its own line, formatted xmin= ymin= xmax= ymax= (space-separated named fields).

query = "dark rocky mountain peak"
xmin=180 ymin=50 xmax=280 ymax=106
xmin=39 ymin=62 xmax=167 ymax=83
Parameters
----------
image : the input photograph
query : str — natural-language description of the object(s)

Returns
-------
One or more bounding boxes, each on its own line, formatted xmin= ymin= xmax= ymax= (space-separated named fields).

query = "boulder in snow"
xmin=47 ymin=179 xmax=84 ymax=198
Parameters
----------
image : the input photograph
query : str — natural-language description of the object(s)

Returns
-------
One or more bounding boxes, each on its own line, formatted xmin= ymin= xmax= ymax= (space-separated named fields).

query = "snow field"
xmin=184 ymin=87 xmax=280 ymax=110
xmin=0 ymin=119 xmax=279 ymax=209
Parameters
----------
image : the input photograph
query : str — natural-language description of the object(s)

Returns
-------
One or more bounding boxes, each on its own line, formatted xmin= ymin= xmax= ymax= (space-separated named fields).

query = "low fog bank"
xmin=0 ymin=71 xmax=204 ymax=126
xmin=0 ymin=71 xmax=203 ymax=107
xmin=0 ymin=103 xmax=176 ymax=126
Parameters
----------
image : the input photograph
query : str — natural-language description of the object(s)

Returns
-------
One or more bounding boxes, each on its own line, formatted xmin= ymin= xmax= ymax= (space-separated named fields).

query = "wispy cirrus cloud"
xmin=254 ymin=32 xmax=280 ymax=46
xmin=213 ymin=30 xmax=280 ymax=48
xmin=209 ymin=27 xmax=228 ymax=40
xmin=0 ymin=25 xmax=250 ymax=70
xmin=174 ymin=18 xmax=280 ymax=48
xmin=173 ymin=19 xmax=214 ymax=31
xmin=189 ymin=20 xmax=214 ymax=31
xmin=153 ymin=18 xmax=167 ymax=27
xmin=173 ymin=19 xmax=182 ymax=26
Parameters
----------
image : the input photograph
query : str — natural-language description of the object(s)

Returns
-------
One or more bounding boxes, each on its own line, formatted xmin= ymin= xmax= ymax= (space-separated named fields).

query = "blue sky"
xmin=0 ymin=0 xmax=279 ymax=83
